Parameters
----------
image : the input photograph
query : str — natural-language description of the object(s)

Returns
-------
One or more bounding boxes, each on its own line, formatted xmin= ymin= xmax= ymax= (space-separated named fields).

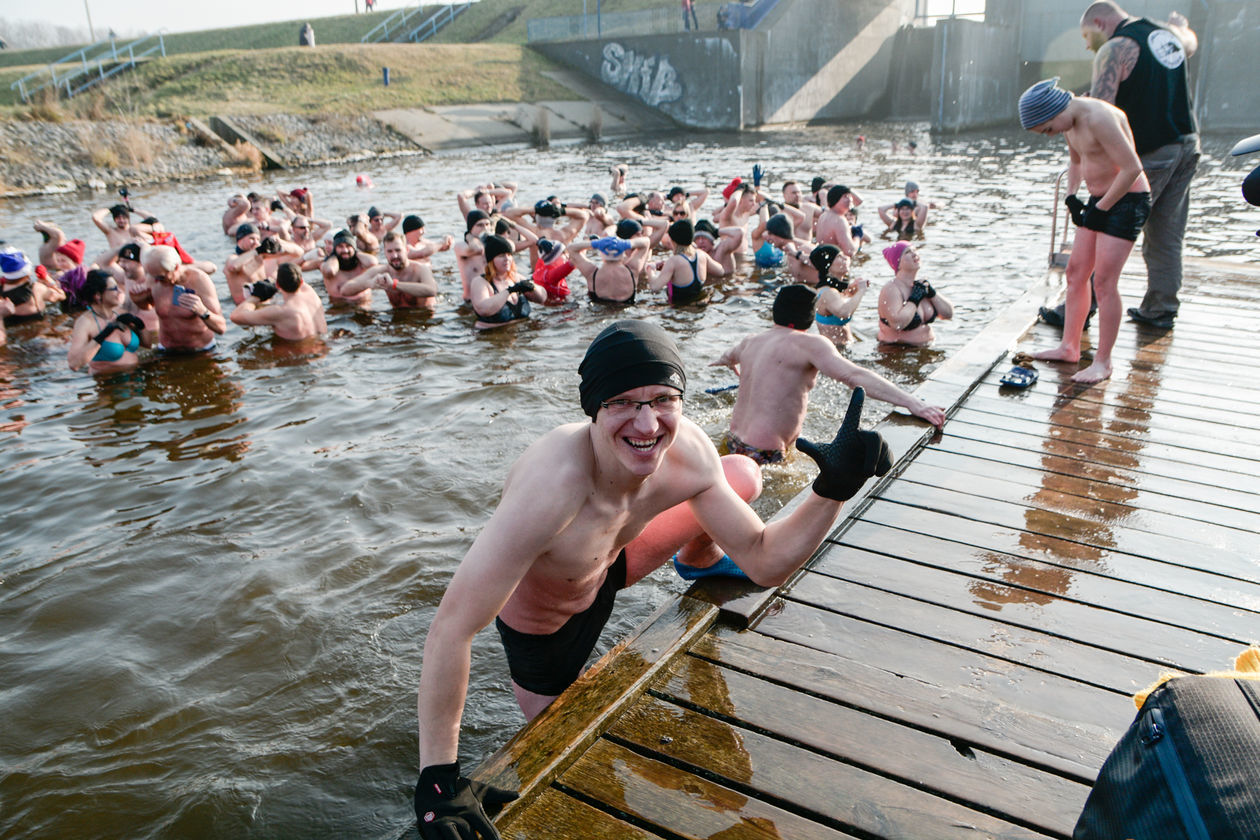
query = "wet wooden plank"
xmin=473 ymin=596 xmax=719 ymax=821
xmin=914 ymin=445 xmax=1260 ymax=534
xmin=783 ymin=571 xmax=1172 ymax=693
xmin=496 ymin=787 xmax=659 ymax=840
xmin=879 ymin=481 xmax=1260 ymax=585
xmin=810 ymin=544 xmax=1248 ymax=670
xmin=690 ymin=628 xmax=1124 ymax=779
xmin=951 ymin=406 xmax=1258 ymax=477
xmin=982 ymin=365 xmax=1260 ymax=416
xmin=646 ymin=655 xmax=1091 ymax=836
xmin=857 ymin=501 xmax=1260 ymax=612
xmin=966 ymin=387 xmax=1260 ymax=453
xmin=896 ymin=461 xmax=1257 ymax=555
xmin=837 ymin=518 xmax=1260 ymax=643
xmin=940 ymin=418 xmax=1260 ymax=509
xmin=558 ymin=738 xmax=860 ymax=840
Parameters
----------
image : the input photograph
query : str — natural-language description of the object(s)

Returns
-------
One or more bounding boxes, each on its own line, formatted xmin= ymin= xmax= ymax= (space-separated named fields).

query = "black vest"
xmin=1112 ymin=18 xmax=1197 ymax=156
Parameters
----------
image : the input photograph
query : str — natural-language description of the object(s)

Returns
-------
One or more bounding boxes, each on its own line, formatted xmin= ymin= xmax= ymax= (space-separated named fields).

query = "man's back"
xmin=727 ymin=328 xmax=822 ymax=452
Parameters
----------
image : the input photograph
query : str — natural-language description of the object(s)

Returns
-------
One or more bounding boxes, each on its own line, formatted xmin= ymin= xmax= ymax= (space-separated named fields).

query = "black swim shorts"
xmin=494 ymin=549 xmax=627 ymax=696
xmin=1086 ymin=192 xmax=1151 ymax=242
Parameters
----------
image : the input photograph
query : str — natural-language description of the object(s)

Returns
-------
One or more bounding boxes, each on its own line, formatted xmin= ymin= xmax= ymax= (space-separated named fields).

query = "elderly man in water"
xmin=1020 ymin=77 xmax=1150 ymax=383
xmin=412 ymin=320 xmax=892 ymax=839
xmin=135 ymin=245 xmax=226 ymax=353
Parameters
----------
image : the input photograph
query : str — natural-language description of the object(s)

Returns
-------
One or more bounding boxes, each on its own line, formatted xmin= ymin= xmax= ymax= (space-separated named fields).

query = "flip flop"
xmin=1000 ymin=352 xmax=1038 ymax=389
xmin=673 ymin=554 xmax=750 ymax=581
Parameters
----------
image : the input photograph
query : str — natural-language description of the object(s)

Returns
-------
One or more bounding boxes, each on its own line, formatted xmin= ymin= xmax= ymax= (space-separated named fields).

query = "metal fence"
xmin=527 ymin=3 xmax=727 ymax=42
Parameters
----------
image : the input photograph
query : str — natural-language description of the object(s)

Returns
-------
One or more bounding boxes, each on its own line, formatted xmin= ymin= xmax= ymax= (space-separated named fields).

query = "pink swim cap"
xmin=883 ymin=241 xmax=908 ymax=272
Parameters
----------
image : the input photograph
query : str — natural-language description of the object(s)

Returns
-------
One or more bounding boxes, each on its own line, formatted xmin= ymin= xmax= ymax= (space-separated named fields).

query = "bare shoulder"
xmin=505 ymin=422 xmax=594 ymax=491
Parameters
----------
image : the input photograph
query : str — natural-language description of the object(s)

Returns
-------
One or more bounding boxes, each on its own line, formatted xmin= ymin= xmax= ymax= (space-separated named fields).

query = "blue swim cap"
xmin=591 ymin=236 xmax=632 ymax=257
xmin=754 ymin=241 xmax=784 ymax=268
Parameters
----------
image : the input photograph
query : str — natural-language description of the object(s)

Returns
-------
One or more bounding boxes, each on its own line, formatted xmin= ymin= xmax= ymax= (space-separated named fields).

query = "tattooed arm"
xmin=1090 ymin=37 xmax=1140 ymax=103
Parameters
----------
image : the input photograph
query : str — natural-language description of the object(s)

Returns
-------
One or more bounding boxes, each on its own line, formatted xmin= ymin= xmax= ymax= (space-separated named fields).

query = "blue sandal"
xmin=1000 ymin=353 xmax=1038 ymax=389
xmin=673 ymin=554 xmax=750 ymax=581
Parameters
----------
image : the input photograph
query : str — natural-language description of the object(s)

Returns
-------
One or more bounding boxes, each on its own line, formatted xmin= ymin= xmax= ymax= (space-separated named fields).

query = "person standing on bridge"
xmin=682 ymin=0 xmax=700 ymax=31
xmin=1040 ymin=1 xmax=1198 ymax=331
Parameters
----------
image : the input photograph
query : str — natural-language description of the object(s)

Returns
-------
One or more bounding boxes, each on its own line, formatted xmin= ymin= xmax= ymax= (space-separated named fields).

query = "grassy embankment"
xmin=0 ymin=0 xmax=676 ymax=119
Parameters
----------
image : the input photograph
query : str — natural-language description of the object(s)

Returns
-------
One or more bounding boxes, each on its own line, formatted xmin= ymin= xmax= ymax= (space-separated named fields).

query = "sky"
xmin=9 ymin=0 xmax=984 ymax=38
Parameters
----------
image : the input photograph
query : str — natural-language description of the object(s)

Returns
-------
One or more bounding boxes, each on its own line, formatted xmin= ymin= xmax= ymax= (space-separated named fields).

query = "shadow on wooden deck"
xmin=468 ymin=258 xmax=1260 ymax=840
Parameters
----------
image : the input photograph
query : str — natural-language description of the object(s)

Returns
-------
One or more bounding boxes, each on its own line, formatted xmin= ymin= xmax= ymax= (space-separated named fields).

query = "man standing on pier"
xmin=1040 ymin=1 xmax=1198 ymax=331
xmin=411 ymin=321 xmax=892 ymax=839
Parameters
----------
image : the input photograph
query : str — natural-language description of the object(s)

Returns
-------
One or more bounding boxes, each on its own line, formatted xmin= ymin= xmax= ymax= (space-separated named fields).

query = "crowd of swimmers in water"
xmin=0 ymin=160 xmax=955 ymax=377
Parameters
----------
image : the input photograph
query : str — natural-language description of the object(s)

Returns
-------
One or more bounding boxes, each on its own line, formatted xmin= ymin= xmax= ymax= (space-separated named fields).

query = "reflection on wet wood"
xmin=838 ymin=519 xmax=1260 ymax=641
xmin=560 ymin=738 xmax=857 ymax=840
xmin=496 ymin=787 xmax=657 ymax=840
xmin=479 ymin=261 xmax=1260 ymax=839
xmin=646 ymin=655 xmax=1091 ymax=835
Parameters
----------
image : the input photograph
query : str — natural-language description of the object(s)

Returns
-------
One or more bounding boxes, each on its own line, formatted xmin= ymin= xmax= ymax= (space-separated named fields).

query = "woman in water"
xmin=808 ymin=245 xmax=869 ymax=348
xmin=67 ymin=269 xmax=148 ymax=373
xmin=876 ymin=242 xmax=952 ymax=346
xmin=649 ymin=219 xmax=714 ymax=306
xmin=878 ymin=198 xmax=919 ymax=241
xmin=470 ymin=235 xmax=545 ymax=330
xmin=1 ymin=246 xmax=65 ymax=325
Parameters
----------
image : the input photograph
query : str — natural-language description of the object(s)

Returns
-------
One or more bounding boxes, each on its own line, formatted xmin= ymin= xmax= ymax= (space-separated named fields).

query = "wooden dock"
xmin=471 ymin=258 xmax=1260 ymax=840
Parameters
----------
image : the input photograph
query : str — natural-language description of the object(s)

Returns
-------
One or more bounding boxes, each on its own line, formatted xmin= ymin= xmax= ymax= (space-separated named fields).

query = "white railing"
xmin=10 ymin=32 xmax=166 ymax=101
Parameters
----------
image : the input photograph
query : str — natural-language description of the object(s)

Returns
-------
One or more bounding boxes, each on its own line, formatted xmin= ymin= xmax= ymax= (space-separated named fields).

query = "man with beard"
xmin=320 ymin=230 xmax=377 ymax=306
xmin=225 ymin=223 xmax=305 ymax=304
xmin=340 ymin=232 xmax=438 ymax=311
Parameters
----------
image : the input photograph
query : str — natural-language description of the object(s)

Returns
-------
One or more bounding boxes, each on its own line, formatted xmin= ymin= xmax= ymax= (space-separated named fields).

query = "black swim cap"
xmin=483 ymin=234 xmax=513 ymax=262
xmin=1244 ymin=164 xmax=1260 ymax=207
xmin=117 ymin=242 xmax=142 ymax=262
xmin=367 ymin=206 xmax=381 ymax=218
xmin=402 ymin=214 xmax=424 ymax=233
xmin=773 ymin=284 xmax=817 ymax=330
xmin=810 ymin=244 xmax=841 ymax=279
xmin=826 ymin=185 xmax=851 ymax=208
xmin=667 ymin=186 xmax=685 ymax=200
xmin=764 ymin=213 xmax=793 ymax=240
xmin=668 ymin=218 xmax=693 ymax=246
xmin=615 ymin=219 xmax=642 ymax=239
xmin=578 ymin=321 xmax=686 ymax=419
xmin=466 ymin=210 xmax=490 ymax=232
xmin=235 ymin=223 xmax=258 ymax=241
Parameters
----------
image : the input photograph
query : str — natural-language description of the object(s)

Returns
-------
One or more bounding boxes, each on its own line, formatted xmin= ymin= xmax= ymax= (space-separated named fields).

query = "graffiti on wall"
xmin=600 ymin=42 xmax=683 ymax=108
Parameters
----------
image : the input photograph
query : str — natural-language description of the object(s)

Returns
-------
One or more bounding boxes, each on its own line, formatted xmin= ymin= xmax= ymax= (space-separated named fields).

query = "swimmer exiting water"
xmin=712 ymin=285 xmax=944 ymax=465
xmin=1020 ymin=77 xmax=1150 ymax=383
xmin=413 ymin=321 xmax=892 ymax=838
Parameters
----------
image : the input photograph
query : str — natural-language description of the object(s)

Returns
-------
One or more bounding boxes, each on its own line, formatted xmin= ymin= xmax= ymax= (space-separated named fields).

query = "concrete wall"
xmin=534 ymin=34 xmax=744 ymax=129
xmin=930 ymin=18 xmax=1019 ymax=131
xmin=1195 ymin=0 xmax=1260 ymax=132
xmin=887 ymin=25 xmax=935 ymax=119
xmin=740 ymin=0 xmax=914 ymax=125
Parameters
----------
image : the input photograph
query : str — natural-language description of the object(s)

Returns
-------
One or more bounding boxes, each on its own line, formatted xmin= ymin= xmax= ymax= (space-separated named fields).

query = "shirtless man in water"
xmin=229 ymin=263 xmax=327 ymax=342
xmin=1020 ymin=78 xmax=1150 ymax=383
xmin=816 ymin=185 xmax=864 ymax=257
xmin=225 ymin=224 xmax=305 ymax=304
xmin=321 ymin=231 xmax=377 ymax=305
xmin=411 ymin=321 xmax=892 ymax=839
xmin=340 ymin=232 xmax=438 ymax=311
xmin=712 ymin=285 xmax=945 ymax=465
xmin=137 ymin=246 xmax=226 ymax=353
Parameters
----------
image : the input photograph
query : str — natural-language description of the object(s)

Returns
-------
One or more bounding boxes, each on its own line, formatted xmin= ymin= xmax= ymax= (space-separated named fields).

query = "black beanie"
xmin=483 ymin=234 xmax=513 ymax=262
xmin=615 ymin=218 xmax=642 ymax=239
xmin=773 ymin=284 xmax=817 ymax=330
xmin=402 ymin=214 xmax=424 ymax=233
xmin=826 ymin=184 xmax=851 ymax=209
xmin=465 ymin=209 xmax=489 ymax=232
xmin=578 ymin=321 xmax=686 ymax=419
xmin=668 ymin=218 xmax=693 ymax=246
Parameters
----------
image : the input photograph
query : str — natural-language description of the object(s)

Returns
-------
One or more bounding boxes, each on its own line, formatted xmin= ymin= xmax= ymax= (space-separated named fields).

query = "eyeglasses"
xmin=600 ymin=393 xmax=683 ymax=416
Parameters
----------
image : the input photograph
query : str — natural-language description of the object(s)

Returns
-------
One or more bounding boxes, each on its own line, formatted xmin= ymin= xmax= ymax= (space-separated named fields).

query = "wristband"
xmin=200 ymin=311 xmax=211 ymax=320
xmin=392 ymin=278 xmax=398 ymax=290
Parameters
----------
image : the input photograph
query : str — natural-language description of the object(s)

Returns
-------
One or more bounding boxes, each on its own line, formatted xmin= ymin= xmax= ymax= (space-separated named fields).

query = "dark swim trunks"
xmin=1086 ymin=192 xmax=1151 ymax=242
xmin=494 ymin=549 xmax=627 ymax=696
xmin=722 ymin=430 xmax=785 ymax=466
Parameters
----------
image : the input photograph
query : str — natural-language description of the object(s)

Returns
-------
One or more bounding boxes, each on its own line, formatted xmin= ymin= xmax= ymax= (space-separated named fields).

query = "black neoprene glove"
xmin=414 ymin=762 xmax=518 ymax=840
xmin=258 ymin=236 xmax=281 ymax=255
xmin=921 ymin=281 xmax=936 ymax=299
xmin=506 ymin=281 xmax=534 ymax=295
xmin=92 ymin=322 xmax=119 ymax=344
xmin=1064 ymin=194 xmax=1086 ymax=226
xmin=907 ymin=281 xmax=929 ymax=305
xmin=1081 ymin=204 xmax=1111 ymax=233
xmin=116 ymin=313 xmax=145 ymax=333
xmin=796 ymin=388 xmax=894 ymax=502
xmin=249 ymin=281 xmax=278 ymax=301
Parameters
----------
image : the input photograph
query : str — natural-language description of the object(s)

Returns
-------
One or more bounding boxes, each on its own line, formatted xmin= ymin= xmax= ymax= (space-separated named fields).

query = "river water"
xmin=0 ymin=123 xmax=1254 ymax=838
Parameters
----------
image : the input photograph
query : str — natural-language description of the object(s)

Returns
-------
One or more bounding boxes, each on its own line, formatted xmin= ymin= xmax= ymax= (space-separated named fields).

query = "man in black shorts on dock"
xmin=410 ymin=321 xmax=891 ymax=839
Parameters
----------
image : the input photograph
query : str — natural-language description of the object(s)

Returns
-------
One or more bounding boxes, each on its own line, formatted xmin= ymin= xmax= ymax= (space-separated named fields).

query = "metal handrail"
xmin=1048 ymin=168 xmax=1073 ymax=267
xmin=10 ymin=32 xmax=166 ymax=101
xmin=361 ymin=4 xmax=424 ymax=43
xmin=407 ymin=3 xmax=472 ymax=43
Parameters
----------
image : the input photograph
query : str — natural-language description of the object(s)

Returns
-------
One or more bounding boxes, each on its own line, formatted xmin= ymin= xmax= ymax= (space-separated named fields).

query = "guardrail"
xmin=1049 ymin=168 xmax=1073 ymax=267
xmin=10 ymin=32 xmax=166 ymax=102
xmin=406 ymin=2 xmax=472 ymax=43
xmin=527 ymin=3 xmax=724 ymax=42
xmin=361 ymin=4 xmax=425 ymax=43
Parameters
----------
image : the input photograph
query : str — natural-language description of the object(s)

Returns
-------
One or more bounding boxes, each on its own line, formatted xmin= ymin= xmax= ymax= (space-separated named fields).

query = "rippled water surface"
xmin=0 ymin=123 xmax=1253 ymax=838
